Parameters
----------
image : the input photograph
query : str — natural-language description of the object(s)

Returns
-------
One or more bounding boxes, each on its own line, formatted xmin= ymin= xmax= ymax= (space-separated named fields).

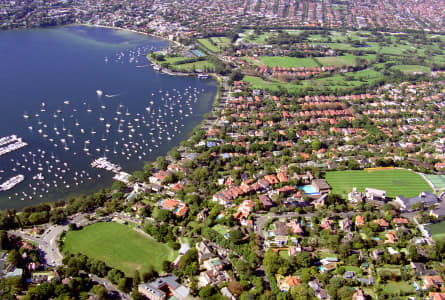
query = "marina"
xmin=0 ymin=25 xmax=217 ymax=209
xmin=0 ymin=137 xmax=27 ymax=157
xmin=0 ymin=175 xmax=25 ymax=192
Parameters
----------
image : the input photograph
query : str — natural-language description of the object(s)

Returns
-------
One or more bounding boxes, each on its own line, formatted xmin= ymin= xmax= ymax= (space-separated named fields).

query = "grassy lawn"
xmin=198 ymin=39 xmax=220 ymax=53
xmin=390 ymin=64 xmax=431 ymax=74
xmin=376 ymin=265 xmax=402 ymax=276
xmin=317 ymin=54 xmax=376 ymax=67
xmin=317 ymin=251 xmax=338 ymax=259
xmin=344 ymin=266 xmax=363 ymax=275
xmin=427 ymin=221 xmax=445 ymax=242
xmin=243 ymin=76 xmax=301 ymax=93
xmin=279 ymin=250 xmax=290 ymax=259
xmin=175 ymin=60 xmax=215 ymax=72
xmin=164 ymin=55 xmax=191 ymax=65
xmin=325 ymin=169 xmax=432 ymax=198
xmin=382 ymin=281 xmax=416 ymax=295
xmin=258 ymin=56 xmax=319 ymax=68
xmin=64 ymin=222 xmax=175 ymax=275
xmin=212 ymin=224 xmax=230 ymax=235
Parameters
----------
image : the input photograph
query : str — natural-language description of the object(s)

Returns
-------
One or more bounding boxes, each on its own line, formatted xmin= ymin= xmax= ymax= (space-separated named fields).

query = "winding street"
xmin=11 ymin=213 xmax=93 ymax=266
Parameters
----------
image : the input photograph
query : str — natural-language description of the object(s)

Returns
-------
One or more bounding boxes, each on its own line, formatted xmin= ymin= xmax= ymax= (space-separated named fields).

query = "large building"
xmin=311 ymin=179 xmax=331 ymax=194
xmin=395 ymin=191 xmax=439 ymax=211
xmin=365 ymin=188 xmax=386 ymax=201
xmin=138 ymin=274 xmax=190 ymax=300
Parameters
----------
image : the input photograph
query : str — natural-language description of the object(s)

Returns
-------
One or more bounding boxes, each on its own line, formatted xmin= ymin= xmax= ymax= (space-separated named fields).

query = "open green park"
xmin=239 ymin=29 xmax=444 ymax=94
xmin=427 ymin=221 xmax=445 ymax=242
xmin=63 ymin=222 xmax=176 ymax=275
xmin=198 ymin=37 xmax=231 ymax=53
xmin=325 ymin=169 xmax=432 ymax=198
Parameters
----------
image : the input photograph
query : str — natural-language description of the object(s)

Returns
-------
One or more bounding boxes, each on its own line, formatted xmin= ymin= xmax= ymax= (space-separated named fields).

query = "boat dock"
xmin=0 ymin=136 xmax=27 ymax=157
xmin=90 ymin=157 xmax=122 ymax=173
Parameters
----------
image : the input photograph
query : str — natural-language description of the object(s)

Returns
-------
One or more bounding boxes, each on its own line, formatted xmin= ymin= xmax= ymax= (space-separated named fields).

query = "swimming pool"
xmin=300 ymin=185 xmax=320 ymax=195
xmin=191 ymin=49 xmax=205 ymax=57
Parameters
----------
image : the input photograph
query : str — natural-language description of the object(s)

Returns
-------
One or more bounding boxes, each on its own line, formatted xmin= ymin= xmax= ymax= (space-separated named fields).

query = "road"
xmin=11 ymin=213 xmax=90 ymax=266
xmin=89 ymin=274 xmax=131 ymax=300
xmin=413 ymin=216 xmax=434 ymax=245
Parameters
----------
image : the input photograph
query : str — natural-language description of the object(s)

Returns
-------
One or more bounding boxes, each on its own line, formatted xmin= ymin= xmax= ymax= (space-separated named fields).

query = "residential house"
xmin=320 ymin=218 xmax=334 ymax=231
xmin=259 ymin=194 xmax=274 ymax=208
xmin=221 ymin=287 xmax=236 ymax=300
xmin=374 ymin=219 xmax=390 ymax=230
xmin=424 ymin=275 xmax=444 ymax=290
xmin=339 ymin=218 xmax=352 ymax=232
xmin=288 ymin=220 xmax=304 ymax=235
xmin=196 ymin=242 xmax=214 ymax=263
xmin=309 ymin=279 xmax=330 ymax=300
xmin=344 ymin=271 xmax=355 ymax=279
xmin=233 ymin=200 xmax=255 ymax=226
xmin=348 ymin=187 xmax=364 ymax=203
xmin=276 ymin=274 xmax=301 ymax=292
xmin=429 ymin=292 xmax=445 ymax=300
xmin=392 ymin=218 xmax=409 ymax=226
xmin=385 ymin=231 xmax=397 ymax=244
xmin=411 ymin=262 xmax=427 ymax=276
xmin=352 ymin=289 xmax=366 ymax=300
xmin=149 ymin=170 xmax=171 ymax=185
xmin=138 ymin=274 xmax=189 ymax=300
xmin=159 ymin=199 xmax=189 ymax=217
xmin=355 ymin=215 xmax=365 ymax=228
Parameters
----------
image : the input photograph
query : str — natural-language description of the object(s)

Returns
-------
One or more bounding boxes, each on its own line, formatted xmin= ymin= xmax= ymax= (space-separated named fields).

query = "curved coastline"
xmin=0 ymin=25 xmax=220 ymax=212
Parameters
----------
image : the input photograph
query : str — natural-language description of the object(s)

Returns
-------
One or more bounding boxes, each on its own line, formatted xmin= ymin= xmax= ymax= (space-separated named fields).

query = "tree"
xmin=162 ymin=260 xmax=173 ymax=273
xmin=91 ymin=284 xmax=108 ymax=299
xmin=228 ymin=230 xmax=244 ymax=244
xmin=290 ymin=284 xmax=311 ymax=300
xmin=199 ymin=285 xmax=216 ymax=299
xmin=228 ymin=281 xmax=244 ymax=297
xmin=0 ymin=230 xmax=9 ymax=250
xmin=153 ymin=208 xmax=173 ymax=223
xmin=179 ymin=249 xmax=198 ymax=269
xmin=263 ymin=250 xmax=282 ymax=274
xmin=6 ymin=249 xmax=20 ymax=266
xmin=133 ymin=270 xmax=141 ymax=287
xmin=337 ymin=286 xmax=355 ymax=300
xmin=141 ymin=265 xmax=157 ymax=283
xmin=118 ymin=277 xmax=131 ymax=293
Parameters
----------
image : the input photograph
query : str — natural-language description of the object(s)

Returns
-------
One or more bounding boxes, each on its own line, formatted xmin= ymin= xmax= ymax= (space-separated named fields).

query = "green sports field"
xmin=325 ymin=169 xmax=432 ymax=198
xmin=64 ymin=222 xmax=176 ymax=275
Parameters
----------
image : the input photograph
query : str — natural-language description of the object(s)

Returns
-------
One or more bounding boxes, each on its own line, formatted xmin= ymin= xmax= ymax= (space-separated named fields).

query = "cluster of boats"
xmin=91 ymin=157 xmax=122 ymax=173
xmin=0 ymin=44 xmax=208 ymax=202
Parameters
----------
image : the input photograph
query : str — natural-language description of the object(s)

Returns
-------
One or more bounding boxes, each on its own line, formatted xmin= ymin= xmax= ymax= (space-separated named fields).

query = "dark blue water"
xmin=0 ymin=26 xmax=217 ymax=210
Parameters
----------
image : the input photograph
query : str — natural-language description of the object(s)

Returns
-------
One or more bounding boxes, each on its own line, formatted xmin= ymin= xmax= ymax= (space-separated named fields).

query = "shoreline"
xmin=0 ymin=24 xmax=222 ymax=213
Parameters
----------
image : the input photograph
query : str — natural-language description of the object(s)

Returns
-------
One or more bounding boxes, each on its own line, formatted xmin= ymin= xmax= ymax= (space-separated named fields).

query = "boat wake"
xmin=105 ymin=94 xmax=120 ymax=98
